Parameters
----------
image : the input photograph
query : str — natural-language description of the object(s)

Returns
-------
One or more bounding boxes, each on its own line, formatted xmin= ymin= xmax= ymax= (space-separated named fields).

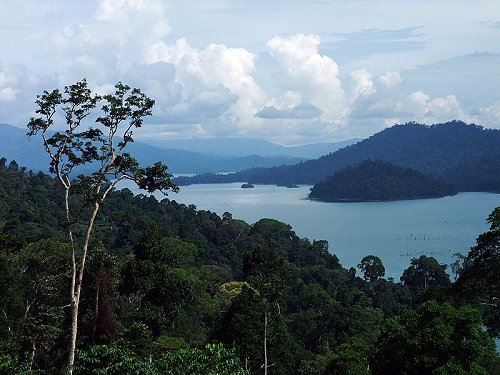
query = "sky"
xmin=1 ymin=0 xmax=500 ymax=145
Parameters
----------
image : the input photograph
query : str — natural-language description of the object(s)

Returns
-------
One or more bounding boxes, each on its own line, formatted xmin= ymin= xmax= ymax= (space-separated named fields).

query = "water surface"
xmin=129 ymin=182 xmax=498 ymax=279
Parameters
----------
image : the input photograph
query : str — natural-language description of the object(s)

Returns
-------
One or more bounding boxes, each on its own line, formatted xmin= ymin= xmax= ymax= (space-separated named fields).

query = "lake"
xmin=127 ymin=182 xmax=499 ymax=279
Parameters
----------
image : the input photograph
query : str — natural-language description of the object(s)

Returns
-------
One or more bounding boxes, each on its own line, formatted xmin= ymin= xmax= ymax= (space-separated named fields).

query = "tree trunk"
xmin=64 ymin=184 xmax=78 ymax=375
xmin=264 ymin=309 xmax=268 ymax=375
xmin=29 ymin=340 xmax=36 ymax=371
xmin=92 ymin=281 xmax=100 ymax=344
xmin=2 ymin=310 xmax=10 ymax=333
xmin=67 ymin=200 xmax=101 ymax=374
xmin=67 ymin=298 xmax=79 ymax=374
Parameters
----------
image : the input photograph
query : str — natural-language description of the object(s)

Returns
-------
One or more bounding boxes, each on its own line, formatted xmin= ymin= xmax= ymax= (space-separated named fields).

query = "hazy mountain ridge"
xmin=175 ymin=121 xmax=500 ymax=192
xmin=0 ymin=124 xmax=309 ymax=174
xmin=138 ymin=137 xmax=359 ymax=159
xmin=0 ymin=123 xmax=50 ymax=172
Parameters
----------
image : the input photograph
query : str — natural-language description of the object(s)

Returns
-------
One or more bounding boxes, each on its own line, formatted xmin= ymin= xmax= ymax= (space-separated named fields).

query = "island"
xmin=241 ymin=183 xmax=255 ymax=188
xmin=308 ymin=159 xmax=456 ymax=202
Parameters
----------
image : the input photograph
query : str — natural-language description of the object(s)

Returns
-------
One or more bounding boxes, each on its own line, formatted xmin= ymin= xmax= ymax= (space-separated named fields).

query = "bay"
xmin=128 ymin=182 xmax=499 ymax=279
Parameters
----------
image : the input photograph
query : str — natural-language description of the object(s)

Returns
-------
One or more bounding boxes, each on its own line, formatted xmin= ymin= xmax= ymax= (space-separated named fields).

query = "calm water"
xmin=127 ymin=182 xmax=499 ymax=279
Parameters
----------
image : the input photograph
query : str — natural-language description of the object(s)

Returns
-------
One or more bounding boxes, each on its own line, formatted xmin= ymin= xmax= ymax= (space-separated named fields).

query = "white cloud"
xmin=256 ymin=102 xmax=321 ymax=120
xmin=402 ymin=91 xmax=471 ymax=124
xmin=266 ymin=34 xmax=347 ymax=123
xmin=404 ymin=91 xmax=431 ymax=118
xmin=0 ymin=62 xmax=56 ymax=125
xmin=343 ymin=72 xmax=481 ymax=138
xmin=0 ymin=64 xmax=21 ymax=101
xmin=349 ymin=69 xmax=376 ymax=102
xmin=377 ymin=71 xmax=403 ymax=92
xmin=265 ymin=91 xmax=302 ymax=111
xmin=347 ymin=71 xmax=401 ymax=121
xmin=52 ymin=0 xmax=170 ymax=83
xmin=145 ymin=38 xmax=266 ymax=131
xmin=0 ymin=69 xmax=18 ymax=87
xmin=0 ymin=87 xmax=17 ymax=102
xmin=1 ymin=1 xmax=499 ymax=144
xmin=479 ymin=100 xmax=500 ymax=128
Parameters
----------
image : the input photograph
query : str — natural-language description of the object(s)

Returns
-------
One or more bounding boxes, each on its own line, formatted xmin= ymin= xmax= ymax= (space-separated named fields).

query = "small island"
xmin=241 ymin=183 xmax=255 ymax=189
xmin=308 ymin=159 xmax=456 ymax=202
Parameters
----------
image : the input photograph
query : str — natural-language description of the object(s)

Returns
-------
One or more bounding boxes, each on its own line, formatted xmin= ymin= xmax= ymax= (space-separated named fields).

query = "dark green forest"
xmin=309 ymin=160 xmax=456 ymax=202
xmin=176 ymin=121 xmax=500 ymax=193
xmin=0 ymin=159 xmax=499 ymax=374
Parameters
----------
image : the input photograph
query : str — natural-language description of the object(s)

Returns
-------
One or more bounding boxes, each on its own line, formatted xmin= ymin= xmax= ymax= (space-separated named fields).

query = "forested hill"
xmin=176 ymin=121 xmax=500 ymax=192
xmin=0 ymin=159 xmax=499 ymax=373
xmin=309 ymin=160 xmax=456 ymax=202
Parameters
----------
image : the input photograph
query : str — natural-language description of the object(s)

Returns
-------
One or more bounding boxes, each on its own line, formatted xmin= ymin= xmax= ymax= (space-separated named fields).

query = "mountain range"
xmin=3 ymin=121 xmax=498 ymax=193
xmin=0 ymin=124 xmax=356 ymax=174
xmin=175 ymin=121 xmax=500 ymax=193
xmin=142 ymin=137 xmax=358 ymax=159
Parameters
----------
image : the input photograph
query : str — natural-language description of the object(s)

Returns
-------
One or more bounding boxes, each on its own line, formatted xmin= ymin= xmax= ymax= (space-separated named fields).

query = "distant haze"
xmin=1 ymin=1 xmax=500 ymax=144
xmin=0 ymin=123 xmax=357 ymax=174
xmin=143 ymin=137 xmax=359 ymax=159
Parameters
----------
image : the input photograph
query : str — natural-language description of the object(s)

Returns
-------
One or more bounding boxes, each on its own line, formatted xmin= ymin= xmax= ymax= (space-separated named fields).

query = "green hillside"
xmin=177 ymin=121 xmax=500 ymax=193
xmin=309 ymin=160 xmax=456 ymax=202
xmin=0 ymin=158 xmax=498 ymax=373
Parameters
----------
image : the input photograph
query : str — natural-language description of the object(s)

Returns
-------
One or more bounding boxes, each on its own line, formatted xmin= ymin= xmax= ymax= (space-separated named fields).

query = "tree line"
xmin=0 ymin=158 xmax=499 ymax=374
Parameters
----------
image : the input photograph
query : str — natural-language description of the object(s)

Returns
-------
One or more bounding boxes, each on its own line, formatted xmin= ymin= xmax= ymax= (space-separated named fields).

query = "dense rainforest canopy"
xmin=0 ymin=158 xmax=498 ymax=374
xmin=309 ymin=160 xmax=456 ymax=202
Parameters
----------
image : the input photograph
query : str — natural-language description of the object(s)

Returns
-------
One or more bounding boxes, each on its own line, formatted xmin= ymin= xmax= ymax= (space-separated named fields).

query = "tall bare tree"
xmin=27 ymin=80 xmax=178 ymax=373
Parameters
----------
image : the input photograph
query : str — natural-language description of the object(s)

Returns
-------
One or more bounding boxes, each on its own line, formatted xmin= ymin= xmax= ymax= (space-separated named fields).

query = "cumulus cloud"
xmin=257 ymin=90 xmax=321 ymax=120
xmin=402 ymin=91 xmax=471 ymax=123
xmin=377 ymin=71 xmax=403 ymax=91
xmin=347 ymin=70 xmax=401 ymax=121
xmin=342 ymin=69 xmax=486 ymax=138
xmin=349 ymin=69 xmax=376 ymax=102
xmin=479 ymin=100 xmax=500 ymax=128
xmin=266 ymin=34 xmax=347 ymax=123
xmin=145 ymin=38 xmax=266 ymax=131
xmin=265 ymin=91 xmax=302 ymax=111
xmin=0 ymin=64 xmax=22 ymax=102
xmin=0 ymin=87 xmax=17 ymax=102
xmin=256 ymin=102 xmax=321 ymax=120
xmin=0 ymin=62 xmax=56 ymax=126
xmin=1 ymin=1 xmax=499 ymax=144
xmin=52 ymin=0 xmax=170 ymax=83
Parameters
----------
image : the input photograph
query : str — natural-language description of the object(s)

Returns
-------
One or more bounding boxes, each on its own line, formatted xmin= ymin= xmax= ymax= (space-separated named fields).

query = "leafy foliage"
xmin=75 ymin=343 xmax=248 ymax=375
xmin=357 ymin=255 xmax=385 ymax=283
xmin=324 ymin=337 xmax=371 ymax=375
xmin=0 ymin=160 xmax=498 ymax=373
xmin=400 ymin=255 xmax=451 ymax=294
xmin=26 ymin=80 xmax=179 ymax=373
xmin=309 ymin=160 xmax=455 ymax=202
xmin=371 ymin=301 xmax=496 ymax=375
xmin=454 ymin=207 xmax=500 ymax=337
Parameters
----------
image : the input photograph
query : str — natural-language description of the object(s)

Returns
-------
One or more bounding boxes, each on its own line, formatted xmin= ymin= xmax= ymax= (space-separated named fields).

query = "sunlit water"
xmin=122 ymin=182 xmax=499 ymax=279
